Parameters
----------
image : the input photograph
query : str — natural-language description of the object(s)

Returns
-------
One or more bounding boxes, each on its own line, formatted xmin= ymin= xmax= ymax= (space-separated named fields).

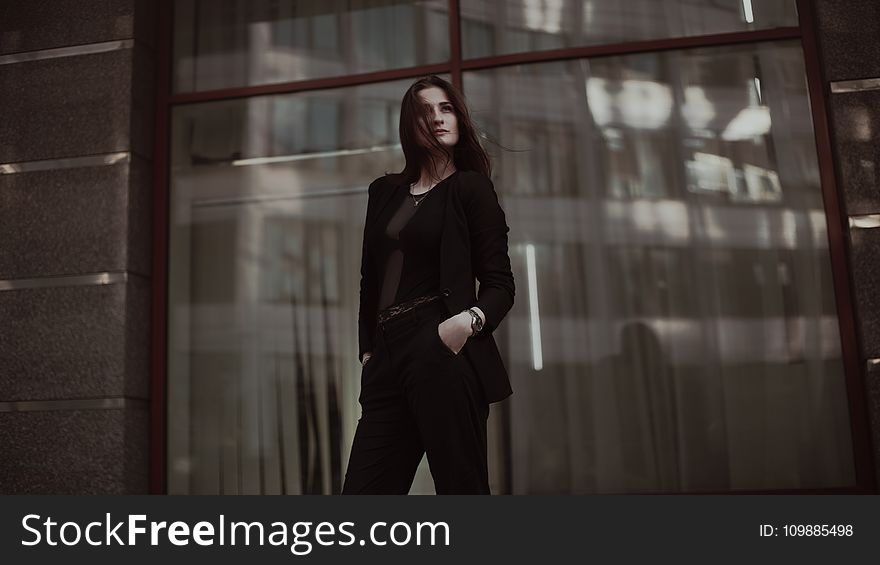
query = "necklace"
xmin=409 ymin=183 xmax=433 ymax=207
xmin=409 ymin=170 xmax=455 ymax=207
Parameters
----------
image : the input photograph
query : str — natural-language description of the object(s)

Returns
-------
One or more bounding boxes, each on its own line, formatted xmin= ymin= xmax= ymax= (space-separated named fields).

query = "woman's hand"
xmin=437 ymin=312 xmax=473 ymax=355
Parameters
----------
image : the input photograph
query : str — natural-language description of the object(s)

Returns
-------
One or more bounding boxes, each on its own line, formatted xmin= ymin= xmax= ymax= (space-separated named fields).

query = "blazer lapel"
xmin=368 ymin=176 xmax=406 ymax=232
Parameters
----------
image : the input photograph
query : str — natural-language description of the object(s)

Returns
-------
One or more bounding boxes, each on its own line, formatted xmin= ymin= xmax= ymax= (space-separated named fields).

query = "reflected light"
xmin=228 ymin=144 xmax=401 ymax=168
xmin=586 ymin=77 xmax=613 ymax=127
xmin=780 ymin=209 xmax=798 ymax=249
xmin=701 ymin=207 xmax=727 ymax=243
xmin=583 ymin=0 xmax=594 ymax=26
xmin=742 ymin=0 xmax=755 ymax=23
xmin=525 ymin=243 xmax=544 ymax=372
xmin=809 ymin=210 xmax=829 ymax=247
xmin=523 ymin=0 xmax=564 ymax=34
xmin=619 ymin=80 xmax=673 ymax=129
xmin=605 ymin=200 xmax=691 ymax=243
xmin=688 ymin=152 xmax=735 ymax=193
xmin=721 ymin=106 xmax=771 ymax=140
xmin=741 ymin=163 xmax=782 ymax=202
xmin=681 ymin=86 xmax=715 ymax=130
xmin=851 ymin=106 xmax=872 ymax=142
xmin=849 ymin=215 xmax=880 ymax=229
xmin=586 ymin=78 xmax=673 ymax=129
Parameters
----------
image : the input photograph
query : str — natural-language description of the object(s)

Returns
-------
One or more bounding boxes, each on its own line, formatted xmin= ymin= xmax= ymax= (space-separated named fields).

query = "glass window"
xmin=165 ymin=2 xmax=853 ymax=494
xmin=173 ymin=0 xmax=450 ymax=93
xmin=167 ymin=78 xmax=450 ymax=494
xmin=464 ymin=40 xmax=854 ymax=493
xmin=461 ymin=0 xmax=799 ymax=59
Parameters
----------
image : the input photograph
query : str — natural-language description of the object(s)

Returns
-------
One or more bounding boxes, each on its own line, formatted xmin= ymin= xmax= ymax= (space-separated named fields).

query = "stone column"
xmin=0 ymin=0 xmax=157 ymax=493
xmin=814 ymin=0 xmax=880 ymax=489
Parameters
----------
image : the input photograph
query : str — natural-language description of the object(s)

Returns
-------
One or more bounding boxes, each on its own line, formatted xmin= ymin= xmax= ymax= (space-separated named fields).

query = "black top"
xmin=370 ymin=172 xmax=456 ymax=311
xmin=358 ymin=170 xmax=515 ymax=402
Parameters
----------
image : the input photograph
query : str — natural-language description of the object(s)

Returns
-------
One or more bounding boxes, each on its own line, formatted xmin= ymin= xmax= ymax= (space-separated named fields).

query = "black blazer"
xmin=358 ymin=170 xmax=515 ymax=403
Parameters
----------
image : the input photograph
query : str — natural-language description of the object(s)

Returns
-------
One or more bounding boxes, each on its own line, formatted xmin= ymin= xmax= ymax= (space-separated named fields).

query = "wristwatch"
xmin=465 ymin=308 xmax=484 ymax=336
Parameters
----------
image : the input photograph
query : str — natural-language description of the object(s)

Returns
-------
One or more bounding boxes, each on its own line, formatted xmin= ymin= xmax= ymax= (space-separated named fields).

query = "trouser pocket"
xmin=427 ymin=312 xmax=458 ymax=357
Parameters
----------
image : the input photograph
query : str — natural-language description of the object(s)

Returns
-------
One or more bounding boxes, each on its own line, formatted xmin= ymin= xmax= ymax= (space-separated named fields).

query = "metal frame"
xmin=150 ymin=0 xmax=875 ymax=494
xmin=151 ymin=0 xmax=172 ymax=495
xmin=797 ymin=0 xmax=876 ymax=493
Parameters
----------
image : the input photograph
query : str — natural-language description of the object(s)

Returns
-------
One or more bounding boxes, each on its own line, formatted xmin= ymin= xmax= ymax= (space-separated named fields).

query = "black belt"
xmin=376 ymin=288 xmax=451 ymax=326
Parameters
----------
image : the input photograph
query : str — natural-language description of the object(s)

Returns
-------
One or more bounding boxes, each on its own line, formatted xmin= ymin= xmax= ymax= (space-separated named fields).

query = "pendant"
xmin=410 ymin=182 xmax=430 ymax=207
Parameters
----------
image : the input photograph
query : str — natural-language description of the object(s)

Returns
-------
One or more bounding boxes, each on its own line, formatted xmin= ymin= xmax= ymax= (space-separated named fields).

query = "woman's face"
xmin=416 ymin=86 xmax=459 ymax=150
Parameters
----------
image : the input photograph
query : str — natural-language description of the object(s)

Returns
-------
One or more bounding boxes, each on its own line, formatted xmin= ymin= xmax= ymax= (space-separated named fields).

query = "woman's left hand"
xmin=437 ymin=312 xmax=473 ymax=355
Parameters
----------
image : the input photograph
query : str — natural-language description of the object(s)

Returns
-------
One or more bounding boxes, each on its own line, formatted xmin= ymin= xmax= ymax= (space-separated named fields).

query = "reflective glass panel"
xmin=461 ymin=0 xmax=799 ymax=59
xmin=464 ymin=40 xmax=854 ymax=493
xmin=173 ymin=0 xmax=450 ymax=92
xmin=167 ymin=77 xmax=453 ymax=494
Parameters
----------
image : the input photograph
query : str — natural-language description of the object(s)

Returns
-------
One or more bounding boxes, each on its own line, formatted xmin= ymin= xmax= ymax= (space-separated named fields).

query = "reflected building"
xmin=2 ymin=0 xmax=880 ymax=495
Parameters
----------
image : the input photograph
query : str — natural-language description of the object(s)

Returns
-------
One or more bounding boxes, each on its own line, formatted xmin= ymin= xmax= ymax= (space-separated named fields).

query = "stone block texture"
xmin=0 ymin=0 xmax=156 ymax=493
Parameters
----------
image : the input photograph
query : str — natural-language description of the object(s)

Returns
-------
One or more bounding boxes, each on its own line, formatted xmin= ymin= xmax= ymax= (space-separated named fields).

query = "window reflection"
xmin=461 ymin=0 xmax=799 ymax=59
xmin=465 ymin=40 xmax=853 ymax=493
xmin=167 ymin=79 xmax=453 ymax=494
xmin=166 ymin=2 xmax=853 ymax=493
xmin=173 ymin=0 xmax=449 ymax=93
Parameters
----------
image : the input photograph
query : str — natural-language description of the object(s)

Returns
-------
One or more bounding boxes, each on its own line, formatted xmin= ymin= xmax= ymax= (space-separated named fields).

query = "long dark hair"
xmin=396 ymin=75 xmax=491 ymax=184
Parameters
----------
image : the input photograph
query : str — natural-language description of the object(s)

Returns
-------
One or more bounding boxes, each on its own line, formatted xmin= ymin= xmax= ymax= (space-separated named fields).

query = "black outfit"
xmin=357 ymin=170 xmax=515 ymax=403
xmin=342 ymin=170 xmax=514 ymax=495
xmin=374 ymin=174 xmax=446 ymax=310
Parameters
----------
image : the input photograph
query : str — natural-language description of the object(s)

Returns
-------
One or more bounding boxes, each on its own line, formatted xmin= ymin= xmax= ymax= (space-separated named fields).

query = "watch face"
xmin=470 ymin=310 xmax=483 ymax=331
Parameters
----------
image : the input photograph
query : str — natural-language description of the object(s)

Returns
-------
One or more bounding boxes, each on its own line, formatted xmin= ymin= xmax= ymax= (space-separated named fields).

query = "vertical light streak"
xmin=525 ymin=243 xmax=543 ymax=371
xmin=742 ymin=0 xmax=755 ymax=23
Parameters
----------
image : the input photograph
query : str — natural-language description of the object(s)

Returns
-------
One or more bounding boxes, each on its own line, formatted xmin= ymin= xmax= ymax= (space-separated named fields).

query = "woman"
xmin=342 ymin=75 xmax=515 ymax=495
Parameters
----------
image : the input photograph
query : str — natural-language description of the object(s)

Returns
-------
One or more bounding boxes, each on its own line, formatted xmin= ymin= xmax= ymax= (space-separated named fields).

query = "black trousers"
xmin=342 ymin=299 xmax=490 ymax=494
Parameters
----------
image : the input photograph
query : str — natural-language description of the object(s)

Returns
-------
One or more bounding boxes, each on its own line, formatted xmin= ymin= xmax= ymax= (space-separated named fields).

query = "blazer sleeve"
xmin=464 ymin=172 xmax=515 ymax=335
xmin=357 ymin=178 xmax=381 ymax=363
